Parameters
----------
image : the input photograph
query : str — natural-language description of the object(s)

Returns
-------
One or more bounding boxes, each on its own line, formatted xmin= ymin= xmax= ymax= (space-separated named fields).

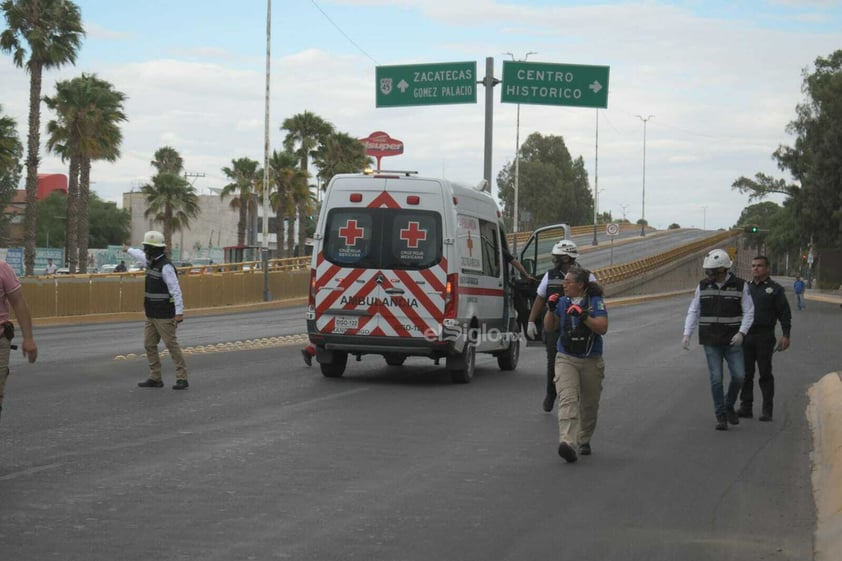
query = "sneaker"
xmin=172 ymin=380 xmax=189 ymax=390
xmin=759 ymin=405 xmax=773 ymax=422
xmin=715 ymin=415 xmax=728 ymax=431
xmin=542 ymin=394 xmax=555 ymax=412
xmin=737 ymin=405 xmax=753 ymax=419
xmin=557 ymin=442 xmax=578 ymax=463
xmin=138 ymin=379 xmax=163 ymax=388
xmin=579 ymin=443 xmax=592 ymax=456
xmin=301 ymin=348 xmax=312 ymax=367
xmin=725 ymin=408 xmax=740 ymax=425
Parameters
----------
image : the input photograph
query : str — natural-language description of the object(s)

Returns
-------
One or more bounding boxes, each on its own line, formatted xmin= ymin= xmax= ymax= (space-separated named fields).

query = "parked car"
xmin=99 ymin=264 xmax=119 ymax=274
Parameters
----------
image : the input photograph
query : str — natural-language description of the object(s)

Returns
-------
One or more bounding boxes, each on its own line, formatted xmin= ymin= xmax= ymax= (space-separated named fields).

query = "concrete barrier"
xmin=807 ymin=372 xmax=842 ymax=561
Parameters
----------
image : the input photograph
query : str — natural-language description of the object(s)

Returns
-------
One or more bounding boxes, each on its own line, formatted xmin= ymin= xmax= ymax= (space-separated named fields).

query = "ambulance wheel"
xmin=320 ymin=351 xmax=348 ymax=378
xmin=497 ymin=338 xmax=520 ymax=371
xmin=448 ymin=344 xmax=476 ymax=384
xmin=384 ymin=353 xmax=407 ymax=366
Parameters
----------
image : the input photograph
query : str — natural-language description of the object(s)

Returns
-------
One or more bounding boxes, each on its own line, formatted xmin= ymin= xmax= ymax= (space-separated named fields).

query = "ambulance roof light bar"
xmin=363 ymin=168 xmax=418 ymax=177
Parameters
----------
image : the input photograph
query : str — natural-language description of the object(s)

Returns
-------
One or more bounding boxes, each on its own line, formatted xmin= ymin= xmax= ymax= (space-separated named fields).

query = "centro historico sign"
xmin=501 ymin=60 xmax=610 ymax=109
xmin=376 ymin=61 xmax=477 ymax=107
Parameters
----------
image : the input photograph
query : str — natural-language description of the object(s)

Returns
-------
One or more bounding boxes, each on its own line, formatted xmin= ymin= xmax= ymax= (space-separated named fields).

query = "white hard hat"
xmin=552 ymin=239 xmax=579 ymax=258
xmin=142 ymin=230 xmax=166 ymax=247
xmin=703 ymin=248 xmax=732 ymax=269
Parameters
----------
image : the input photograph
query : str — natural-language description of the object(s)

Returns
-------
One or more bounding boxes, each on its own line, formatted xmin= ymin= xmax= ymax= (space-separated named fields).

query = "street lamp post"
xmin=505 ymin=51 xmax=536 ymax=254
xmin=636 ymin=114 xmax=653 ymax=236
xmin=701 ymin=206 xmax=707 ymax=230
xmin=261 ymin=0 xmax=272 ymax=301
xmin=592 ymin=109 xmax=599 ymax=246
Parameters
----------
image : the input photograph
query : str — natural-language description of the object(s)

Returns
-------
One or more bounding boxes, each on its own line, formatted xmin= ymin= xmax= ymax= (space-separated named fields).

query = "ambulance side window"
xmin=324 ymin=211 xmax=374 ymax=266
xmin=386 ymin=211 xmax=441 ymax=270
xmin=478 ymin=219 xmax=500 ymax=278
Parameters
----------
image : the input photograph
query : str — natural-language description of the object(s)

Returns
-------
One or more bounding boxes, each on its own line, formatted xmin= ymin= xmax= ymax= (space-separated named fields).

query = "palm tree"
xmin=45 ymin=73 xmax=126 ymax=272
xmin=313 ymin=131 xmax=371 ymax=187
xmin=1 ymin=0 xmax=84 ymax=275
xmin=267 ymin=149 xmax=307 ymax=257
xmin=141 ymin=172 xmax=200 ymax=253
xmin=0 ymin=105 xmax=22 ymax=246
xmin=150 ymin=145 xmax=184 ymax=176
xmin=282 ymin=111 xmax=334 ymax=257
xmin=220 ymin=157 xmax=261 ymax=247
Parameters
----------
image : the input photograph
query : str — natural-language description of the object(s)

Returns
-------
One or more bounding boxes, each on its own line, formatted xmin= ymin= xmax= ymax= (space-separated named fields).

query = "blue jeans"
xmin=795 ymin=293 xmax=805 ymax=310
xmin=703 ymin=344 xmax=745 ymax=416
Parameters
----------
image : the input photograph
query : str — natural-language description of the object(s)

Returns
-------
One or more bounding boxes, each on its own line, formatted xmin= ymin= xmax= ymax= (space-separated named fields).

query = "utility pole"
xmin=503 ymin=51 xmax=536 ymax=254
xmin=262 ymin=0 xmax=272 ymax=301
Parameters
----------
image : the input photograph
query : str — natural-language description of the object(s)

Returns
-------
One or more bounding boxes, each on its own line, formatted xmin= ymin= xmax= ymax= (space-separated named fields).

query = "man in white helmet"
xmin=124 ymin=231 xmax=189 ymax=390
xmin=526 ymin=239 xmax=595 ymax=412
xmin=682 ymin=248 xmax=754 ymax=430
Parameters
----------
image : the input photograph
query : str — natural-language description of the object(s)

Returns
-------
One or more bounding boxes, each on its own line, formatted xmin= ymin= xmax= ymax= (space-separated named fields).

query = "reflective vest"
xmin=698 ymin=275 xmax=745 ymax=346
xmin=144 ymin=255 xmax=176 ymax=319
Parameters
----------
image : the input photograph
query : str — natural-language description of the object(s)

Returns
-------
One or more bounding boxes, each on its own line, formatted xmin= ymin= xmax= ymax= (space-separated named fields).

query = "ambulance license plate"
xmin=334 ymin=316 xmax=359 ymax=330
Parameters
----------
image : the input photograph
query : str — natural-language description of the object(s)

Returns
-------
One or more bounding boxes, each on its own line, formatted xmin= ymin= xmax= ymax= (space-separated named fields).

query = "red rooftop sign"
xmin=359 ymin=131 xmax=404 ymax=169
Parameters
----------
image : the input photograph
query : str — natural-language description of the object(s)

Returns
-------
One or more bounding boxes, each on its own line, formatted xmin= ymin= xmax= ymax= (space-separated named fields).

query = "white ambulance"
xmin=306 ymin=170 xmax=521 ymax=383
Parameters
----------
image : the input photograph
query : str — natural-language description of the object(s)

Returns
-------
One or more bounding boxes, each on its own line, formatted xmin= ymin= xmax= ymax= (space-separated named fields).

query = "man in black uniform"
xmin=737 ymin=256 xmax=791 ymax=422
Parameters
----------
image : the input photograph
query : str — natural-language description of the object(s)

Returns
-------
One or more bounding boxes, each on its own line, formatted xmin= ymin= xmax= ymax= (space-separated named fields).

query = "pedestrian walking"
xmin=793 ymin=276 xmax=806 ymax=310
xmin=526 ymin=239 xmax=594 ymax=413
xmin=544 ymin=267 xmax=608 ymax=463
xmin=682 ymin=249 xmax=754 ymax=431
xmin=738 ymin=256 xmax=791 ymax=422
xmin=124 ymin=231 xmax=189 ymax=390
xmin=0 ymin=260 xmax=38 ymax=423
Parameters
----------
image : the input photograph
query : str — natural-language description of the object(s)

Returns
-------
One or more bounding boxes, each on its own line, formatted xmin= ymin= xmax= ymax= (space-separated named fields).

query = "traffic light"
xmin=744 ymin=225 xmax=759 ymax=233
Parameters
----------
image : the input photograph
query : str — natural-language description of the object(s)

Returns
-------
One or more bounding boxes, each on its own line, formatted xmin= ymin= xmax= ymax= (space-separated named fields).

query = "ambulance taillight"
xmin=443 ymin=273 xmax=458 ymax=319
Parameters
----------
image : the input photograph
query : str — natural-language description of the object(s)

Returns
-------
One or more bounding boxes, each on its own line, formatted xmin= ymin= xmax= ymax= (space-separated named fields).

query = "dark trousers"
xmin=740 ymin=328 xmax=776 ymax=409
xmin=544 ymin=330 xmax=560 ymax=398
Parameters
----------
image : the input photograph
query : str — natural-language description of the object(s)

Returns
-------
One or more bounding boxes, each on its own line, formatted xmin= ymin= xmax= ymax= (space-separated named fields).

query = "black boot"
xmin=759 ymin=404 xmax=773 ymax=422
xmin=737 ymin=403 xmax=753 ymax=418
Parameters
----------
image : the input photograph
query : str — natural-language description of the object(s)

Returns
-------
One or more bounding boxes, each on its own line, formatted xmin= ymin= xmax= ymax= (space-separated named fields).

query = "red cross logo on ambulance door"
xmin=338 ymin=219 xmax=364 ymax=246
xmin=399 ymin=221 xmax=427 ymax=249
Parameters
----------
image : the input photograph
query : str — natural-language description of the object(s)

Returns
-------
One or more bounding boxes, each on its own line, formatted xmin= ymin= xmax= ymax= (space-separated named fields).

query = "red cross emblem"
xmin=338 ymin=219 xmax=365 ymax=246
xmin=399 ymin=221 xmax=427 ymax=249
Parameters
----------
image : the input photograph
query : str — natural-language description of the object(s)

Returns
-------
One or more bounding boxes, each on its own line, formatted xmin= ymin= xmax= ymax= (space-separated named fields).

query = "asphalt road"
xmin=1 ymin=293 xmax=833 ymax=561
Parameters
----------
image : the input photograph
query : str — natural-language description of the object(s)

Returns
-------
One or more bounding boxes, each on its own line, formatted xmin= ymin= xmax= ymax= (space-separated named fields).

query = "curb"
xmin=807 ymin=372 xmax=842 ymax=561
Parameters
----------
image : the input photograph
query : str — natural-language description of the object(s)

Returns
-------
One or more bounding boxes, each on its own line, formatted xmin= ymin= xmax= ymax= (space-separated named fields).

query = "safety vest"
xmin=698 ymin=275 xmax=745 ymax=346
xmin=144 ymin=255 xmax=175 ymax=319
xmin=545 ymin=268 xmax=565 ymax=299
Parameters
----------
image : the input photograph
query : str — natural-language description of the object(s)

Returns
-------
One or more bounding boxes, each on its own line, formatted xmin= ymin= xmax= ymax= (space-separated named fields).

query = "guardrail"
xmin=592 ymin=229 xmax=737 ymax=284
xmin=18 ymin=231 xmax=734 ymax=320
xmin=507 ymin=223 xmax=650 ymax=247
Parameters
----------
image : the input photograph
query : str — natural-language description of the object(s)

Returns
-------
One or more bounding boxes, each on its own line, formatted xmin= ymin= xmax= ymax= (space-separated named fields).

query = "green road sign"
xmin=376 ymin=62 xmax=477 ymax=108
xmin=501 ymin=61 xmax=609 ymax=108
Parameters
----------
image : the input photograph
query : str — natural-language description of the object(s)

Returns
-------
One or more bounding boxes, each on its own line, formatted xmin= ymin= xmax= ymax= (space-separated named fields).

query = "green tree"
xmin=142 ymin=147 xmax=200 ymax=251
xmin=220 ymin=157 xmax=261 ymax=247
xmin=1 ymin=0 xmax=84 ymax=275
xmin=282 ymin=111 xmax=334 ymax=254
xmin=44 ymin=73 xmax=127 ymax=272
xmin=0 ymin=104 xmax=22 ymax=246
xmin=496 ymin=133 xmax=593 ymax=231
xmin=312 ymin=131 xmax=371 ymax=187
xmin=37 ymin=190 xmax=129 ymax=249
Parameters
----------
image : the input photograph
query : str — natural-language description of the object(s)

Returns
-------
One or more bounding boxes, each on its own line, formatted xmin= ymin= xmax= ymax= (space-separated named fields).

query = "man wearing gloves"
xmin=526 ymin=240 xmax=594 ymax=413
xmin=683 ymin=249 xmax=754 ymax=430
xmin=124 ymin=231 xmax=189 ymax=390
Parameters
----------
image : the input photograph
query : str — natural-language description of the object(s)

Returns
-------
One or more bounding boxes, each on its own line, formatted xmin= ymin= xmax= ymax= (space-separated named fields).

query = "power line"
xmin=310 ymin=0 xmax=378 ymax=65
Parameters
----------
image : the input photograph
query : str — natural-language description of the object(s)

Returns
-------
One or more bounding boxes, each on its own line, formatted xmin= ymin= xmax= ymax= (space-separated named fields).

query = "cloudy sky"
xmin=1 ymin=0 xmax=840 ymax=231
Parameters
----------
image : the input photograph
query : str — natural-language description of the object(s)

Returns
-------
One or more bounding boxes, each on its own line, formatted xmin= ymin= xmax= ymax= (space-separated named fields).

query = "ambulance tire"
xmin=448 ymin=344 xmax=476 ymax=384
xmin=384 ymin=353 xmax=407 ymax=366
xmin=320 ymin=351 xmax=348 ymax=378
xmin=497 ymin=338 xmax=520 ymax=371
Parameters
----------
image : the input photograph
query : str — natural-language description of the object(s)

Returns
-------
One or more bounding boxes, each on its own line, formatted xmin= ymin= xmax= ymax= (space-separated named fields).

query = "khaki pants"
xmin=554 ymin=352 xmax=605 ymax=447
xmin=0 ymin=338 xmax=9 ymax=418
xmin=145 ymin=317 xmax=188 ymax=382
